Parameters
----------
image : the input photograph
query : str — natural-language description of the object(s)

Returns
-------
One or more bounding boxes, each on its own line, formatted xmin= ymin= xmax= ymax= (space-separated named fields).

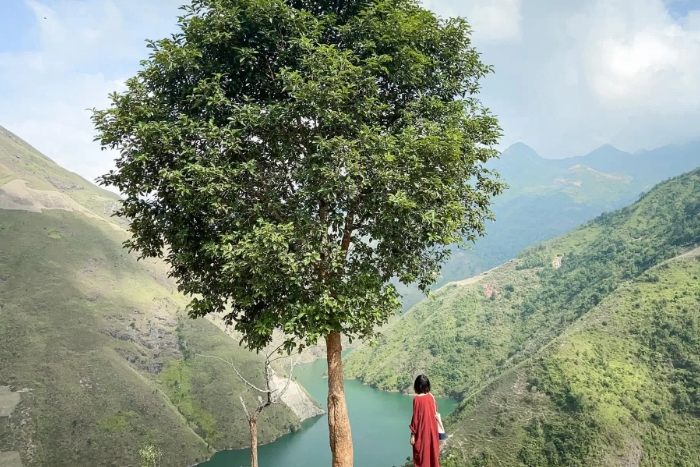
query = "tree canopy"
xmin=93 ymin=0 xmax=503 ymax=353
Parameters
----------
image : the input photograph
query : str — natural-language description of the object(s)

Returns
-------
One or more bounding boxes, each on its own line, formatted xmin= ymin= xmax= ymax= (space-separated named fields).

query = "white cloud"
xmin=469 ymin=0 xmax=700 ymax=156
xmin=570 ymin=1 xmax=700 ymax=110
xmin=423 ymin=0 xmax=523 ymax=42
xmin=0 ymin=0 xmax=699 ymax=190
xmin=0 ymin=0 xmax=182 ymax=188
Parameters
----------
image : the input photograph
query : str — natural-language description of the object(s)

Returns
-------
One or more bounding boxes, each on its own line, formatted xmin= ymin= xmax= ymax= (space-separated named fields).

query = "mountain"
xmin=396 ymin=141 xmax=700 ymax=311
xmin=345 ymin=167 xmax=700 ymax=466
xmin=0 ymin=126 xmax=322 ymax=467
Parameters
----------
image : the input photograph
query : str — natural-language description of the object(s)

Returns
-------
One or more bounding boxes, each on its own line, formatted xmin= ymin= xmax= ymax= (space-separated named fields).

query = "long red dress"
xmin=409 ymin=394 xmax=440 ymax=467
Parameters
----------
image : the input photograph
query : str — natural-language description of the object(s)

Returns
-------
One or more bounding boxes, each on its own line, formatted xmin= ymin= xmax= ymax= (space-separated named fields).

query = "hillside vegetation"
xmin=0 ymin=126 xmax=319 ymax=467
xmin=437 ymin=250 xmax=700 ymax=467
xmin=397 ymin=141 xmax=700 ymax=310
xmin=345 ymin=167 xmax=700 ymax=465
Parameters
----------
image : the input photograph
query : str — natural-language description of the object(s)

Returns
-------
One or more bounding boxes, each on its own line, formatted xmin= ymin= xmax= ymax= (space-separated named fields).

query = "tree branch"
xmin=196 ymin=353 xmax=270 ymax=394
xmin=240 ymin=394 xmax=251 ymax=418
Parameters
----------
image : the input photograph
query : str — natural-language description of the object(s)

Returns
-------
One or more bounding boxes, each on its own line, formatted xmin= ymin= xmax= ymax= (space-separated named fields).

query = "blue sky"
xmin=1 ymin=0 xmax=700 ymax=186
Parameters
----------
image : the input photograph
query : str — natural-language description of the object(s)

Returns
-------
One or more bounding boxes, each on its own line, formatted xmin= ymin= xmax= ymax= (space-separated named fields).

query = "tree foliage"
xmin=92 ymin=0 xmax=503 ymax=352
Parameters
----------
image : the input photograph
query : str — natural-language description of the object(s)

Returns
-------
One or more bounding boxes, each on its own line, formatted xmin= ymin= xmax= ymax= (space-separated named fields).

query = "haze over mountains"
xmin=0 ymin=126 xmax=322 ymax=467
xmin=396 ymin=140 xmax=700 ymax=311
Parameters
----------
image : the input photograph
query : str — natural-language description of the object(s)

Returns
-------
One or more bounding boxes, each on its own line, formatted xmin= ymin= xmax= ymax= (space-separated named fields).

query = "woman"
xmin=409 ymin=374 xmax=440 ymax=467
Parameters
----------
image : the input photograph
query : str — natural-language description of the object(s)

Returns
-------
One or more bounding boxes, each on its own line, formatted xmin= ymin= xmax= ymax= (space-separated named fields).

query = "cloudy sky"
xmin=0 ymin=0 xmax=699 ymax=185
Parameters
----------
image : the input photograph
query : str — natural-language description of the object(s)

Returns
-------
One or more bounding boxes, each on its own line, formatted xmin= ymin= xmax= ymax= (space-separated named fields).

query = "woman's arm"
xmin=409 ymin=397 xmax=420 ymax=445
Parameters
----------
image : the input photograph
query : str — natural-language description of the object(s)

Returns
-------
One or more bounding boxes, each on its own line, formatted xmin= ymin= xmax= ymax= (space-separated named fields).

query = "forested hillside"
xmin=438 ymin=250 xmax=700 ymax=467
xmin=345 ymin=167 xmax=700 ymax=465
xmin=0 ymin=126 xmax=321 ymax=467
xmin=396 ymin=141 xmax=700 ymax=311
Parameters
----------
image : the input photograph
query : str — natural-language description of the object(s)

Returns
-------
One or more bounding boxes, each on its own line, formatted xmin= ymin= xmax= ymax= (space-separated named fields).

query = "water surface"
xmin=199 ymin=359 xmax=456 ymax=467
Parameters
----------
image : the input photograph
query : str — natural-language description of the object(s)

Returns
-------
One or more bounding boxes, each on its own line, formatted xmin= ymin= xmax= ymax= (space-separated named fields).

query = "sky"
xmin=0 ymin=0 xmax=699 ymax=186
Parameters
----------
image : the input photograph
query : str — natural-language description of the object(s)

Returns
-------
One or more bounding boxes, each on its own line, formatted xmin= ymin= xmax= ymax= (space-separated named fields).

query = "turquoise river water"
xmin=198 ymin=358 xmax=457 ymax=467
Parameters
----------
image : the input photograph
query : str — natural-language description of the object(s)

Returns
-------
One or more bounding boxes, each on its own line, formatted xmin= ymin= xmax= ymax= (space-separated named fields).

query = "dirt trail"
xmin=0 ymin=179 xmax=123 ymax=231
xmin=451 ymin=261 xmax=514 ymax=287
xmin=0 ymin=387 xmax=22 ymax=467
xmin=0 ymin=452 xmax=22 ymax=467
xmin=444 ymin=246 xmax=700 ymax=447
xmin=678 ymin=246 xmax=700 ymax=259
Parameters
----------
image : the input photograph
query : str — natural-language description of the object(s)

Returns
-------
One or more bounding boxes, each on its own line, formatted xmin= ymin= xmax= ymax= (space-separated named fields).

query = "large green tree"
xmin=92 ymin=0 xmax=503 ymax=465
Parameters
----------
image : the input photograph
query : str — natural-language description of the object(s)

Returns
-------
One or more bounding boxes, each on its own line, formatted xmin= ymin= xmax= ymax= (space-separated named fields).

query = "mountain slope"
xmin=397 ymin=142 xmax=700 ymax=311
xmin=347 ymin=167 xmax=700 ymax=466
xmin=0 ymin=126 xmax=321 ymax=467
xmin=439 ymin=250 xmax=700 ymax=467
xmin=352 ymin=167 xmax=700 ymax=398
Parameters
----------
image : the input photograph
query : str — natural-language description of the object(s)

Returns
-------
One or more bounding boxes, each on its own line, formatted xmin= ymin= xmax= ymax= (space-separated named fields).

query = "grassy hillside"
xmin=397 ymin=141 xmax=700 ymax=311
xmin=347 ymin=167 xmax=700 ymax=466
xmin=346 ymin=167 xmax=700 ymax=398
xmin=0 ymin=126 xmax=313 ymax=467
xmin=438 ymin=251 xmax=700 ymax=467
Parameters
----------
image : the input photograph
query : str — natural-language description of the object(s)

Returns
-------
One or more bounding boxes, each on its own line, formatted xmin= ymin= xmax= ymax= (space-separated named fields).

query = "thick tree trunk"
xmin=326 ymin=331 xmax=353 ymax=467
xmin=250 ymin=417 xmax=258 ymax=467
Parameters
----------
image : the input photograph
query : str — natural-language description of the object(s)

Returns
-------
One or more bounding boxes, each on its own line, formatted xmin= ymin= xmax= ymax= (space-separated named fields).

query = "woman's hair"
xmin=413 ymin=374 xmax=431 ymax=394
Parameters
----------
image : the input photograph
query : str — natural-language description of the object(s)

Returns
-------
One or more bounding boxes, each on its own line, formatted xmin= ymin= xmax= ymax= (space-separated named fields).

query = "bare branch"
xmin=240 ymin=394 xmax=250 ymax=419
xmin=273 ymin=349 xmax=306 ymax=402
xmin=196 ymin=353 xmax=270 ymax=394
xmin=265 ymin=342 xmax=286 ymax=360
xmin=199 ymin=342 xmax=306 ymax=423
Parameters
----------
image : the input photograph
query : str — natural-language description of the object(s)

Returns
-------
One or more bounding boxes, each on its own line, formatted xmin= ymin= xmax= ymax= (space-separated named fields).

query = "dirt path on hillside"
xmin=444 ymin=246 xmax=700 ymax=448
xmin=0 ymin=387 xmax=22 ymax=467
xmin=0 ymin=179 xmax=123 ymax=231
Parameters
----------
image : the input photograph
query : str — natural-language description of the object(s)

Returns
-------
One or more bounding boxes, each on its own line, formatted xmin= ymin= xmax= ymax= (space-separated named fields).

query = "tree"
xmin=197 ymin=345 xmax=304 ymax=467
xmin=92 ymin=0 xmax=503 ymax=465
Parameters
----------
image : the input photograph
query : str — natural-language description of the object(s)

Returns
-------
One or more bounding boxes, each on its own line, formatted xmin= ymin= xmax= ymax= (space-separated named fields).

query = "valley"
xmin=2 ymin=0 xmax=700 ymax=466
xmin=0 ymin=126 xmax=322 ymax=467
xmin=346 ymin=167 xmax=700 ymax=466
xmin=1 ymin=125 xmax=700 ymax=467
xmin=396 ymin=141 xmax=700 ymax=311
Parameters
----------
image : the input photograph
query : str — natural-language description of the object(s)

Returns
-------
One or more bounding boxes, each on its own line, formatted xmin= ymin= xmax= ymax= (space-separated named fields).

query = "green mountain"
xmin=0 ymin=126 xmax=321 ymax=467
xmin=345 ymin=167 xmax=700 ymax=466
xmin=396 ymin=141 xmax=700 ymax=311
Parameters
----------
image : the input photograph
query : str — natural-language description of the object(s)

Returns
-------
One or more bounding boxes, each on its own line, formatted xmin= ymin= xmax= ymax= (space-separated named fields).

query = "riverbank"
xmin=197 ymin=358 xmax=457 ymax=467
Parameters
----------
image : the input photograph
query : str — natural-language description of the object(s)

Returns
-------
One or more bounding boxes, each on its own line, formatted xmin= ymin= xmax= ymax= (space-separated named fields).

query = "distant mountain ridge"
xmin=395 ymin=140 xmax=700 ymax=310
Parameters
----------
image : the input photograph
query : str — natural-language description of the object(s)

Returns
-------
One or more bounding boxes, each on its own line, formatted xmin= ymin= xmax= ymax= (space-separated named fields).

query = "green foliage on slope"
xmin=0 ymin=127 xmax=305 ymax=467
xmin=442 ymin=254 xmax=700 ymax=467
xmin=397 ymin=142 xmax=700 ymax=311
xmin=347 ymin=168 xmax=700 ymax=399
xmin=372 ymin=168 xmax=700 ymax=466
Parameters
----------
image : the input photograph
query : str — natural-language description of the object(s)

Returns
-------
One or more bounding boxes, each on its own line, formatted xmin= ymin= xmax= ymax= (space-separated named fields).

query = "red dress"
xmin=409 ymin=394 xmax=440 ymax=467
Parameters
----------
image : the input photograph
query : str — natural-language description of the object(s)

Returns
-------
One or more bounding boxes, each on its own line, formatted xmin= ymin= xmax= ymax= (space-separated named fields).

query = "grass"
xmin=400 ymin=236 xmax=700 ymax=467
xmin=396 ymin=141 xmax=700 ymax=312
xmin=0 ymin=126 xmax=309 ymax=467
xmin=348 ymin=168 xmax=700 ymax=399
xmin=0 ymin=207 xmax=307 ymax=467
xmin=344 ymin=168 xmax=700 ymax=466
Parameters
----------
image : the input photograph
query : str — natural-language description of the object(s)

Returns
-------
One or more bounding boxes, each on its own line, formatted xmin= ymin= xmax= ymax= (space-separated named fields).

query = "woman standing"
xmin=409 ymin=374 xmax=440 ymax=467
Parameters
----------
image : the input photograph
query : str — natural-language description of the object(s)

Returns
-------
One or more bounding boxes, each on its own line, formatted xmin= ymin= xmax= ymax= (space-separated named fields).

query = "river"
xmin=198 ymin=358 xmax=457 ymax=467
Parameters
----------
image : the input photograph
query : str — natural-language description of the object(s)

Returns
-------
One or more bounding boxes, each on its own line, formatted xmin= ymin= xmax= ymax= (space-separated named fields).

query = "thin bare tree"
xmin=197 ymin=344 xmax=304 ymax=467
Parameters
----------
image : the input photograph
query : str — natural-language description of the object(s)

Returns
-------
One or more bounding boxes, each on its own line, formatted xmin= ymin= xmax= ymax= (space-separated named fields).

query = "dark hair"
xmin=413 ymin=374 xmax=431 ymax=394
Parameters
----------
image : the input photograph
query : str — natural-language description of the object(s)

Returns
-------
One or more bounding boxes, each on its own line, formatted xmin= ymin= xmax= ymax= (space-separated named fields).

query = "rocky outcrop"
xmin=205 ymin=315 xmax=326 ymax=422
xmin=270 ymin=372 xmax=325 ymax=421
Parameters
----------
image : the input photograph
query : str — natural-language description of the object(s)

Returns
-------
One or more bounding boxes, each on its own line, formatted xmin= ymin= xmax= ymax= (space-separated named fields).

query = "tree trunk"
xmin=250 ymin=417 xmax=259 ymax=467
xmin=326 ymin=331 xmax=353 ymax=467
